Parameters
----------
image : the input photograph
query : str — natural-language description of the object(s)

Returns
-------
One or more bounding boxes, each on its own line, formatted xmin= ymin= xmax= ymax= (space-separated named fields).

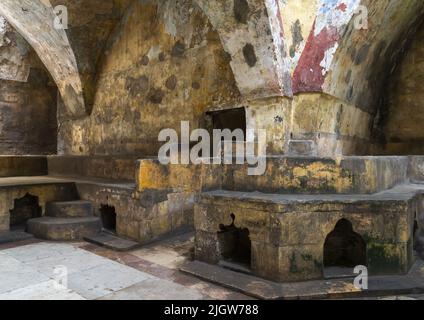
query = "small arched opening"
xmin=217 ymin=214 xmax=251 ymax=272
xmin=10 ymin=193 xmax=41 ymax=230
xmin=323 ymin=219 xmax=367 ymax=278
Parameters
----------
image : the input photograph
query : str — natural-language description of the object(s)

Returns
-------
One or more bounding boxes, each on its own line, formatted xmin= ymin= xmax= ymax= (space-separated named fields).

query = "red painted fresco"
xmin=292 ymin=20 xmax=340 ymax=93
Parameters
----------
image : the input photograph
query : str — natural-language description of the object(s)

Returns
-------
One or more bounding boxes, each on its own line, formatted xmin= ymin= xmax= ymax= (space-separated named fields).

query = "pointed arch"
xmin=194 ymin=0 xmax=292 ymax=99
xmin=0 ymin=0 xmax=86 ymax=118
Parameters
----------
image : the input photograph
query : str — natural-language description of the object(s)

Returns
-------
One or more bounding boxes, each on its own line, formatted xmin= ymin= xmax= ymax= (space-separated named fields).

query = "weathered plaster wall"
xmin=374 ymin=23 xmax=424 ymax=155
xmin=59 ymin=0 xmax=240 ymax=156
xmin=0 ymin=19 xmax=57 ymax=155
xmin=0 ymin=0 xmax=86 ymax=118
xmin=280 ymin=0 xmax=424 ymax=156
xmin=4 ymin=0 xmax=424 ymax=157
xmin=49 ymin=0 xmax=131 ymax=115
xmin=194 ymin=0 xmax=292 ymax=99
xmin=0 ymin=16 xmax=31 ymax=82
xmin=290 ymin=93 xmax=372 ymax=155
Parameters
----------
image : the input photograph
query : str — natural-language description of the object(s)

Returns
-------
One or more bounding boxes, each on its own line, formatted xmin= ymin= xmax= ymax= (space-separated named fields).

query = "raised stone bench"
xmin=136 ymin=156 xmax=409 ymax=195
xmin=409 ymin=156 xmax=424 ymax=184
xmin=222 ymin=156 xmax=409 ymax=194
xmin=194 ymin=185 xmax=422 ymax=282
xmin=27 ymin=216 xmax=101 ymax=241
xmin=0 ymin=156 xmax=47 ymax=177
xmin=47 ymin=155 xmax=140 ymax=181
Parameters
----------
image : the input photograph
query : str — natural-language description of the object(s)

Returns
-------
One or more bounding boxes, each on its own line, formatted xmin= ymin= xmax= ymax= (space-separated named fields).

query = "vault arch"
xmin=0 ymin=0 xmax=86 ymax=118
xmin=194 ymin=0 xmax=292 ymax=99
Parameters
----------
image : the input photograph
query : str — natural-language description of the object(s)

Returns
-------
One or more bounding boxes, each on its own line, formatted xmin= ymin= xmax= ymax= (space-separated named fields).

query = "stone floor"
xmin=0 ymin=233 xmax=251 ymax=300
xmin=1 ymin=232 xmax=423 ymax=300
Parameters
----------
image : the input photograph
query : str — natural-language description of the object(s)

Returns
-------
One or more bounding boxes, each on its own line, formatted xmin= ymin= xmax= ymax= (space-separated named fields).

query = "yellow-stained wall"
xmin=377 ymin=24 xmax=424 ymax=155
xmin=290 ymin=93 xmax=372 ymax=156
xmin=59 ymin=0 xmax=240 ymax=156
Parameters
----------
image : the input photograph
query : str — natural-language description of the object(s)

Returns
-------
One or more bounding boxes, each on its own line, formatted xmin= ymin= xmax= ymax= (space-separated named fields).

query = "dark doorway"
xmin=208 ymin=107 xmax=247 ymax=138
xmin=218 ymin=214 xmax=251 ymax=271
xmin=323 ymin=219 xmax=367 ymax=277
xmin=100 ymin=205 xmax=117 ymax=233
xmin=10 ymin=193 xmax=42 ymax=229
xmin=413 ymin=220 xmax=419 ymax=250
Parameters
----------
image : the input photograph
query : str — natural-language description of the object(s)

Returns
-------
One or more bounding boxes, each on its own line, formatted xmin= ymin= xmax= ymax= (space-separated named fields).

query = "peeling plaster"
xmin=0 ymin=15 xmax=31 ymax=82
xmin=320 ymin=43 xmax=338 ymax=76
xmin=314 ymin=0 xmax=361 ymax=36
xmin=194 ymin=0 xmax=292 ymax=98
xmin=292 ymin=0 xmax=362 ymax=93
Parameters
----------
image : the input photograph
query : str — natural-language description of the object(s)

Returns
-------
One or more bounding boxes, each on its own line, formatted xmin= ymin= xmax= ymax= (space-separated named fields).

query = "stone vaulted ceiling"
xmin=0 ymin=0 xmax=130 ymax=119
xmin=1 ymin=0 xmax=424 ymax=118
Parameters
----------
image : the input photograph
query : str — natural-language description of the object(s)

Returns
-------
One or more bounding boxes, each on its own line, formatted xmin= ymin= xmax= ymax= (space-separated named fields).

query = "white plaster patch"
xmin=320 ymin=43 xmax=338 ymax=75
xmin=314 ymin=0 xmax=361 ymax=36
xmin=147 ymin=46 xmax=161 ymax=60
xmin=0 ymin=16 xmax=7 ymax=34
xmin=0 ymin=16 xmax=9 ymax=46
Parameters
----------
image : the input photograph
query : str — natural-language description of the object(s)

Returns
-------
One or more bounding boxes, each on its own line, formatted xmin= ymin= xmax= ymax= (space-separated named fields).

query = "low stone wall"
xmin=48 ymin=156 xmax=139 ymax=181
xmin=0 ymin=156 xmax=47 ymax=177
xmin=76 ymin=182 xmax=195 ymax=244
xmin=223 ymin=156 xmax=408 ymax=194
xmin=0 ymin=182 xmax=78 ymax=232
xmin=136 ymin=156 xmax=408 ymax=195
xmin=409 ymin=156 xmax=424 ymax=184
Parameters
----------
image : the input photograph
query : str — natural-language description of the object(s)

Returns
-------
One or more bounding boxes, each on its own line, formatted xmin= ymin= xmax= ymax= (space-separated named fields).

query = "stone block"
xmin=288 ymin=140 xmax=317 ymax=156
xmin=27 ymin=217 xmax=101 ymax=241
xmin=195 ymin=230 xmax=219 ymax=264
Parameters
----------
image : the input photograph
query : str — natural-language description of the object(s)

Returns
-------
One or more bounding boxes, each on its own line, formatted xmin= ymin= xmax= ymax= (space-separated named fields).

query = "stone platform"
xmin=194 ymin=184 xmax=424 ymax=282
xmin=0 ymin=174 xmax=191 ymax=245
xmin=27 ymin=216 xmax=101 ymax=241
xmin=181 ymin=260 xmax=424 ymax=300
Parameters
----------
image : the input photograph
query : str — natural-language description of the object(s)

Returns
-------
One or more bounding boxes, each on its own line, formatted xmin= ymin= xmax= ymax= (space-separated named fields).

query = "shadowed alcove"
xmin=218 ymin=214 xmax=251 ymax=272
xmin=323 ymin=219 xmax=367 ymax=278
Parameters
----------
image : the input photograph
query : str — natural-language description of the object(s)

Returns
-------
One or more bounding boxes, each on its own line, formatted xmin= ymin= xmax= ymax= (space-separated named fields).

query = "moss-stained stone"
xmin=367 ymin=243 xmax=408 ymax=275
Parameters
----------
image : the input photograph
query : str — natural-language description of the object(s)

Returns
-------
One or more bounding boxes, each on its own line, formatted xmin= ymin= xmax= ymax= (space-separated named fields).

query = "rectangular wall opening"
xmin=208 ymin=107 xmax=247 ymax=138
xmin=100 ymin=204 xmax=117 ymax=234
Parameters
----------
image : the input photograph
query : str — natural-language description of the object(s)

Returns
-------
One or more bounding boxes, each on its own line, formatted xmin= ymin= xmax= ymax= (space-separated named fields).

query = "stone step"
xmin=0 ymin=231 xmax=34 ymax=245
xmin=46 ymin=200 xmax=93 ymax=218
xmin=27 ymin=217 xmax=101 ymax=241
xmin=181 ymin=260 xmax=424 ymax=300
xmin=84 ymin=232 xmax=140 ymax=251
xmin=288 ymin=140 xmax=317 ymax=156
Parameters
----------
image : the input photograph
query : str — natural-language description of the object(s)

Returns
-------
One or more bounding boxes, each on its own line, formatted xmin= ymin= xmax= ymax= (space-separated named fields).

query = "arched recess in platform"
xmin=323 ymin=219 xmax=367 ymax=276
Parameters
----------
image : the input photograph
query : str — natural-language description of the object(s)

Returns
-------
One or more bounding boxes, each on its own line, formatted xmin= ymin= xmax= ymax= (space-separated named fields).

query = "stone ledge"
xmin=137 ymin=156 xmax=409 ymax=195
xmin=0 ymin=156 xmax=47 ymax=178
xmin=181 ymin=260 xmax=424 ymax=300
